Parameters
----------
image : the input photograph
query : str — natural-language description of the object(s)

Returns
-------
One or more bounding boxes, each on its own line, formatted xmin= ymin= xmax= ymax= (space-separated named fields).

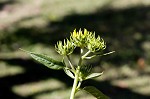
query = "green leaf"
xmin=97 ymin=51 xmax=115 ymax=56
xmin=83 ymin=86 xmax=110 ymax=99
xmin=85 ymin=72 xmax=103 ymax=80
xmin=64 ymin=68 xmax=74 ymax=79
xmin=21 ymin=49 xmax=65 ymax=70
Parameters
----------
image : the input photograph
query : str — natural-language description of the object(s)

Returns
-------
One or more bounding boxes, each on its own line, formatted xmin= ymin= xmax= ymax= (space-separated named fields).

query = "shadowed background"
xmin=0 ymin=0 xmax=150 ymax=99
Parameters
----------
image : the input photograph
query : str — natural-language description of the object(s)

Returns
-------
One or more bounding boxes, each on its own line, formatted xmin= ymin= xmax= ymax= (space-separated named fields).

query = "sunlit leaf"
xmin=64 ymin=68 xmax=74 ymax=79
xmin=85 ymin=72 xmax=103 ymax=80
xmin=97 ymin=51 xmax=115 ymax=56
xmin=21 ymin=49 xmax=65 ymax=70
xmin=83 ymin=86 xmax=110 ymax=99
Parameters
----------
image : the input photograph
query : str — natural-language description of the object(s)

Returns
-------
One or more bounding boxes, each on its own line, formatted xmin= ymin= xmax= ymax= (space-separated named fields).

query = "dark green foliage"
xmin=83 ymin=86 xmax=110 ymax=99
xmin=22 ymin=49 xmax=65 ymax=70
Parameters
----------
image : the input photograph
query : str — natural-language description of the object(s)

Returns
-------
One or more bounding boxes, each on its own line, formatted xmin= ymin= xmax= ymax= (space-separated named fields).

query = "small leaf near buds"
xmin=79 ymin=65 xmax=92 ymax=81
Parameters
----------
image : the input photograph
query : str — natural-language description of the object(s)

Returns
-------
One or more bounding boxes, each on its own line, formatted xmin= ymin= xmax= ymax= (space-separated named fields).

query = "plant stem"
xmin=76 ymin=81 xmax=82 ymax=90
xmin=70 ymin=48 xmax=84 ymax=99
xmin=82 ymin=50 xmax=91 ymax=59
xmin=67 ymin=55 xmax=75 ymax=72
xmin=70 ymin=69 xmax=79 ymax=99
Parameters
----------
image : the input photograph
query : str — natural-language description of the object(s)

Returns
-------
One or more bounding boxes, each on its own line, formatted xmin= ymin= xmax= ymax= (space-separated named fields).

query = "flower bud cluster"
xmin=55 ymin=29 xmax=106 ymax=55
xmin=70 ymin=29 xmax=89 ymax=48
xmin=71 ymin=29 xmax=106 ymax=53
xmin=55 ymin=39 xmax=75 ymax=56
xmin=87 ymin=35 xmax=106 ymax=53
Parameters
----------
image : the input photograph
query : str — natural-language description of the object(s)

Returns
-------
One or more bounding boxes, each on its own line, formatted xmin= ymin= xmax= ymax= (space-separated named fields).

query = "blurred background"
xmin=0 ymin=0 xmax=150 ymax=99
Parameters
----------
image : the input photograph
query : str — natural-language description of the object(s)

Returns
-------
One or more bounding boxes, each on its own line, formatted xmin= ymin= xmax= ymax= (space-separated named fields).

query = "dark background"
xmin=0 ymin=0 xmax=150 ymax=99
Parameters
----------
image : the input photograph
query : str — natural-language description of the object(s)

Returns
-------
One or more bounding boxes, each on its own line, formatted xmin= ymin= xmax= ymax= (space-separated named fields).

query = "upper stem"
xmin=67 ymin=55 xmax=75 ymax=72
xmin=70 ymin=67 xmax=80 ymax=99
xmin=76 ymin=81 xmax=82 ymax=91
xmin=82 ymin=50 xmax=91 ymax=59
xmin=70 ymin=48 xmax=91 ymax=99
xmin=70 ymin=48 xmax=83 ymax=99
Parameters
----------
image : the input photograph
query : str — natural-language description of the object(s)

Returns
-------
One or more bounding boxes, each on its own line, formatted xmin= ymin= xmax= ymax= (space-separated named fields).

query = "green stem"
xmin=84 ymin=51 xmax=116 ymax=59
xmin=76 ymin=81 xmax=82 ymax=91
xmin=70 ymin=68 xmax=79 ymax=99
xmin=82 ymin=50 xmax=91 ymax=59
xmin=70 ymin=48 xmax=83 ymax=99
xmin=67 ymin=55 xmax=75 ymax=72
xmin=78 ymin=48 xmax=84 ymax=66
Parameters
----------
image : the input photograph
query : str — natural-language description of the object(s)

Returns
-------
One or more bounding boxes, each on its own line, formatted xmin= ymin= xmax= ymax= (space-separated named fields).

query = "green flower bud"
xmin=87 ymin=35 xmax=106 ymax=53
xmin=55 ymin=39 xmax=75 ymax=56
xmin=70 ymin=28 xmax=106 ymax=53
xmin=70 ymin=29 xmax=89 ymax=48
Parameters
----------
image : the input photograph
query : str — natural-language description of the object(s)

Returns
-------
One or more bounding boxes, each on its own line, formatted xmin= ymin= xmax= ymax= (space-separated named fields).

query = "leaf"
xmin=21 ymin=49 xmax=65 ymax=70
xmin=64 ymin=68 xmax=75 ymax=79
xmin=83 ymin=86 xmax=110 ymax=99
xmin=97 ymin=51 xmax=115 ymax=56
xmin=85 ymin=72 xmax=103 ymax=80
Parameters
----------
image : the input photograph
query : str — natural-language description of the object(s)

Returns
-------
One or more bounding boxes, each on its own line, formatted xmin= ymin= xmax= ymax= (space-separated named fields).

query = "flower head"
xmin=87 ymin=35 xmax=106 ymax=53
xmin=71 ymin=28 xmax=106 ymax=53
xmin=70 ymin=29 xmax=89 ymax=48
xmin=55 ymin=39 xmax=75 ymax=56
xmin=55 ymin=29 xmax=106 ymax=55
